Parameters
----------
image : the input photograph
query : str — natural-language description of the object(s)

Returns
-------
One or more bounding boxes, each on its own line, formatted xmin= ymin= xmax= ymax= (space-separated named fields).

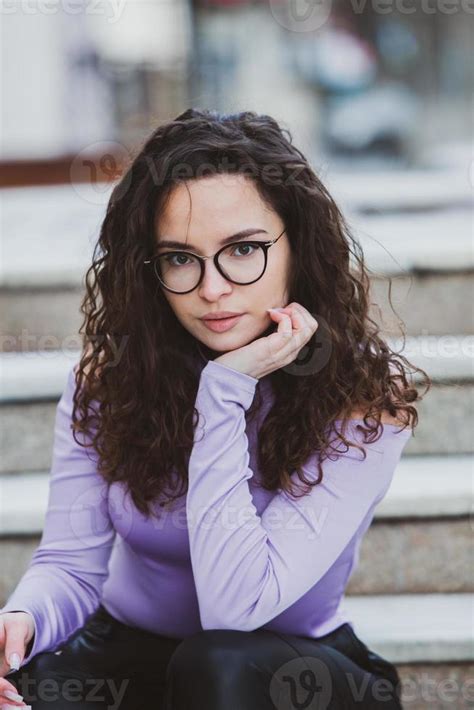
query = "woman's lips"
xmin=201 ymin=314 xmax=243 ymax=333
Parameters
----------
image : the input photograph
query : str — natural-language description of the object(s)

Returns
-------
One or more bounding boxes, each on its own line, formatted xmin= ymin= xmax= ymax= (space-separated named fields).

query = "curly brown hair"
xmin=73 ymin=107 xmax=431 ymax=518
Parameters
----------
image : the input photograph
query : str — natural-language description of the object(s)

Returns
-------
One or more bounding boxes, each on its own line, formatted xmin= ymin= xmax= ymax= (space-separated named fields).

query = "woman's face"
xmin=154 ymin=174 xmax=292 ymax=355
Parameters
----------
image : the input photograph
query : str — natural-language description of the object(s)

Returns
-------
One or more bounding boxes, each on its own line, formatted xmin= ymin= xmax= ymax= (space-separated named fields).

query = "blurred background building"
xmin=1 ymin=0 xmax=473 ymax=176
xmin=1 ymin=1 xmax=473 ymax=706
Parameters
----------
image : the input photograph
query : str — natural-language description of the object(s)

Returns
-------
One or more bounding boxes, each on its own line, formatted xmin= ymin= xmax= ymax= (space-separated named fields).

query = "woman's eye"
xmin=232 ymin=243 xmax=256 ymax=257
xmin=166 ymin=253 xmax=191 ymax=266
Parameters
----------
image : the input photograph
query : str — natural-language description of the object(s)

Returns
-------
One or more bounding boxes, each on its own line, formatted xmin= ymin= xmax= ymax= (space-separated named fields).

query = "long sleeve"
xmin=1 ymin=364 xmax=115 ymax=670
xmin=186 ymin=359 xmax=412 ymax=632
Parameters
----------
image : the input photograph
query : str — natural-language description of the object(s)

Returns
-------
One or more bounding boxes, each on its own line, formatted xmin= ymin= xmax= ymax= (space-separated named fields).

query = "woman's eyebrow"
xmin=156 ymin=228 xmax=269 ymax=253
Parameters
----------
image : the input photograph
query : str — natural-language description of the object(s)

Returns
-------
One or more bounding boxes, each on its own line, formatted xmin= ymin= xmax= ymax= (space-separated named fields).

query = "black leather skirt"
xmin=7 ymin=603 xmax=403 ymax=709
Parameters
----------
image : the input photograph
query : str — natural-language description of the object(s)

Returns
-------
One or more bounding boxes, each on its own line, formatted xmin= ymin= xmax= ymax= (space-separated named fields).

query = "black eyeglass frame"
xmin=143 ymin=228 xmax=286 ymax=294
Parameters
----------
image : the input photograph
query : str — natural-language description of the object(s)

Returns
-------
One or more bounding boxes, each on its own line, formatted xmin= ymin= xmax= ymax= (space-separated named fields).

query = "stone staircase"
xmin=1 ymin=173 xmax=473 ymax=709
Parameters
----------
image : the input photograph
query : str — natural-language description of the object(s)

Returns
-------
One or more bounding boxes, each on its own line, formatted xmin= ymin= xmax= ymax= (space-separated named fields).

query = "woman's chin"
xmin=195 ymin=318 xmax=272 ymax=357
xmin=197 ymin=333 xmax=246 ymax=357
xmin=201 ymin=336 xmax=241 ymax=356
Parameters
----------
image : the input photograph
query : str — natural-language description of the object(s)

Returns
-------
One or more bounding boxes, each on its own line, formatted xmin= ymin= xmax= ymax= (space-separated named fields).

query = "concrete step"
xmin=349 ymin=515 xmax=473 ymax=595
xmin=348 ymin=593 xmax=474 ymax=708
xmin=1 ymin=172 xmax=471 ymax=287
xmin=344 ymin=593 xmax=474 ymax=664
xmin=352 ymin=208 xmax=473 ymax=275
xmin=0 ymin=528 xmax=471 ymax=693
xmin=0 ymin=533 xmax=473 ymax=702
xmin=1 ymin=454 xmax=471 ymax=534
xmin=372 ymin=454 xmax=473 ymax=519
xmin=396 ymin=661 xmax=474 ymax=710
xmin=0 ymin=349 xmax=80 ymax=401
xmin=1 ymin=334 xmax=472 ymax=403
xmin=1 ymin=454 xmax=471 ymax=596
xmin=347 ymin=454 xmax=473 ymax=595
xmin=0 ymin=183 xmax=103 ymax=289
xmin=0 ymin=286 xmax=85 ymax=353
xmin=2 ymin=380 xmax=472 ymax=471
xmin=370 ymin=271 xmax=474 ymax=337
xmin=323 ymin=167 xmax=472 ymax=214
xmin=1 ymin=181 xmax=473 ymax=351
xmin=2 ymin=208 xmax=471 ymax=285
xmin=0 ymin=339 xmax=472 ymax=474
xmin=2 ymin=272 xmax=473 ymax=353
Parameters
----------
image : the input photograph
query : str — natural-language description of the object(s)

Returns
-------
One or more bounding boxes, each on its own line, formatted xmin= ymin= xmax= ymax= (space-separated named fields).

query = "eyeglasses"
xmin=144 ymin=228 xmax=286 ymax=294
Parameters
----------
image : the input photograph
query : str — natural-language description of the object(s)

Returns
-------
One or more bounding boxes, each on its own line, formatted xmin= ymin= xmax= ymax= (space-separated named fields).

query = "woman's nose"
xmin=197 ymin=260 xmax=233 ymax=300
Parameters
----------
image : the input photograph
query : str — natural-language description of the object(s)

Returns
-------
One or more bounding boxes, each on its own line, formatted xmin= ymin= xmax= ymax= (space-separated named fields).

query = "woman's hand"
xmin=0 ymin=611 xmax=35 ymax=707
xmin=214 ymin=302 xmax=318 ymax=379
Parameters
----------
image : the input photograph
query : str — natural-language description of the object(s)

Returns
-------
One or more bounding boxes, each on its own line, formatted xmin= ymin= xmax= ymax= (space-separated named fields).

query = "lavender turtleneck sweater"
xmin=1 ymin=358 xmax=411 ymax=671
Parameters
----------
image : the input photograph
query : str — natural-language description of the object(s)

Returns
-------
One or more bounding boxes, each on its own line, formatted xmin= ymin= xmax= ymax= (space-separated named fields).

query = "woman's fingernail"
xmin=3 ymin=690 xmax=24 ymax=702
xmin=1 ymin=705 xmax=32 ymax=710
xmin=267 ymin=307 xmax=285 ymax=312
xmin=8 ymin=653 xmax=21 ymax=671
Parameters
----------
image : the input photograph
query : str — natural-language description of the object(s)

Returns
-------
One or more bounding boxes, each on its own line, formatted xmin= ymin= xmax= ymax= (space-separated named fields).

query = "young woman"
xmin=0 ymin=108 xmax=429 ymax=710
